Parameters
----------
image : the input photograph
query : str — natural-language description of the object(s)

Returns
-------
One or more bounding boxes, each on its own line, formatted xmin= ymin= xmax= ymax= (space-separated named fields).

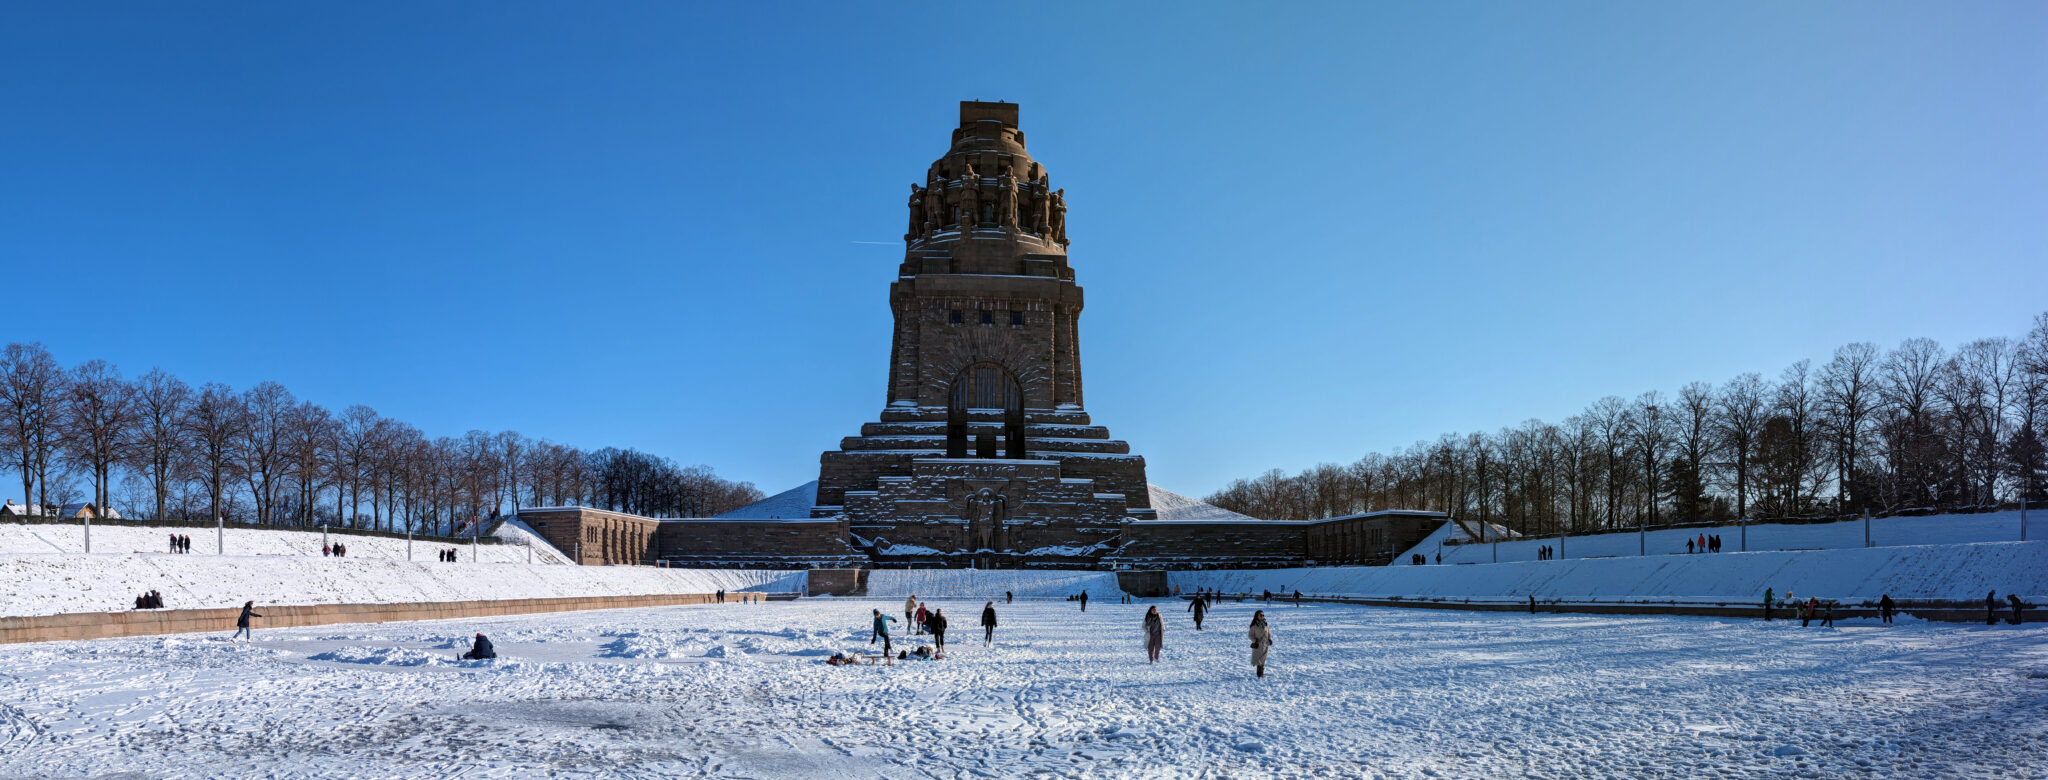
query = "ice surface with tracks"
xmin=1 ymin=600 xmax=2044 ymax=778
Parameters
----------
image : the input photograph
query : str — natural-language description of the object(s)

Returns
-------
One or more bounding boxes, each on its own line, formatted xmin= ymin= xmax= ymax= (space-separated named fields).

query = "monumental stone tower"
xmin=815 ymin=101 xmax=1155 ymax=566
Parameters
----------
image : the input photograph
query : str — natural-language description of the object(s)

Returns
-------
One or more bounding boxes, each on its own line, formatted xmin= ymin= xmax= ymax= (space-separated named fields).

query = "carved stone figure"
xmin=1049 ymin=188 xmax=1068 ymax=245
xmin=995 ymin=173 xmax=1019 ymax=231
xmin=1032 ymin=176 xmax=1052 ymax=235
xmin=907 ymin=184 xmax=925 ymax=240
xmin=957 ymin=164 xmax=981 ymax=228
xmin=922 ymin=174 xmax=948 ymax=234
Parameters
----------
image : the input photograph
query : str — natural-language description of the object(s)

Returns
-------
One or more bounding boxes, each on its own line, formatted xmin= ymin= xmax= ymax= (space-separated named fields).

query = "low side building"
xmin=1111 ymin=510 xmax=1446 ymax=569
xmin=516 ymin=506 xmax=862 ymax=568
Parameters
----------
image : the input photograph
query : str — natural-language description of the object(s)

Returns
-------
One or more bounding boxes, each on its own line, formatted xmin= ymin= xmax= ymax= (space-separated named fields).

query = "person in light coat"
xmin=1249 ymin=610 xmax=1274 ymax=679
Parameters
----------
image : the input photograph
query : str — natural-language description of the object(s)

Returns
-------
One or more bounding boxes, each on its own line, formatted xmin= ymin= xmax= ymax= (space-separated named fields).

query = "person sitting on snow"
xmin=461 ymin=633 xmax=496 ymax=660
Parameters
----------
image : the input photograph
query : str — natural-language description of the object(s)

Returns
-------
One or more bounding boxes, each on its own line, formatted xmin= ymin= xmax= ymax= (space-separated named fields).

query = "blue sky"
xmin=4 ymin=3 xmax=2044 ymax=497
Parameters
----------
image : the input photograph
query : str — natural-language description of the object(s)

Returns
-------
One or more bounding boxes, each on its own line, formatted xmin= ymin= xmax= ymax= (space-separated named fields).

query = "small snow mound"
xmin=1232 ymin=741 xmax=1266 ymax=754
xmin=1770 ymin=745 xmax=1806 ymax=757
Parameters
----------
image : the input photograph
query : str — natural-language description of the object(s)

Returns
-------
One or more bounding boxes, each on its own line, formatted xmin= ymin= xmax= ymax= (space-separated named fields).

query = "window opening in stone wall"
xmin=1010 ymin=311 xmax=1024 ymax=326
xmin=949 ymin=309 xmax=962 ymax=325
xmin=980 ymin=311 xmax=993 ymax=326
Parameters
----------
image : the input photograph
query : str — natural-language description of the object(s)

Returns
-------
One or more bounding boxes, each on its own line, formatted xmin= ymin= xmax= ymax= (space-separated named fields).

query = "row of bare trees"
xmin=0 ymin=343 xmax=763 ymax=532
xmin=1207 ymin=313 xmax=2048 ymax=535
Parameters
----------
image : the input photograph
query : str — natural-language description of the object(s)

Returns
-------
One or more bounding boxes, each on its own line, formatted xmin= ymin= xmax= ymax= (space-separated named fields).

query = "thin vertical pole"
xmin=2022 ymin=498 xmax=2029 ymax=542
xmin=1863 ymin=509 xmax=1871 ymax=549
xmin=84 ymin=512 xmax=91 ymax=554
xmin=216 ymin=514 xmax=223 ymax=554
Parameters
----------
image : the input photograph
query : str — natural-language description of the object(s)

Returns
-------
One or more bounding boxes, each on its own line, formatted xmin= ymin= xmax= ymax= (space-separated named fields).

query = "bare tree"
xmin=1819 ymin=342 xmax=1880 ymax=512
xmin=1 ymin=343 xmax=67 ymax=514
xmin=1671 ymin=381 xmax=1719 ymax=524
xmin=286 ymin=401 xmax=335 ymax=527
xmin=1716 ymin=372 xmax=1770 ymax=523
xmin=61 ymin=359 xmax=135 ymax=515
xmin=126 ymin=368 xmax=193 ymax=521
xmin=1628 ymin=392 xmax=1671 ymax=528
xmin=235 ymin=382 xmax=295 ymax=526
xmin=186 ymin=383 xmax=247 ymax=524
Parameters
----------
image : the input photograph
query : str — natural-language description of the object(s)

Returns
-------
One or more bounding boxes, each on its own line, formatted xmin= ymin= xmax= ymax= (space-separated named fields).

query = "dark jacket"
xmin=1188 ymin=598 xmax=1207 ymax=616
xmin=981 ymin=607 xmax=997 ymax=627
xmin=237 ymin=604 xmax=262 ymax=628
xmin=927 ymin=613 xmax=948 ymax=634
xmin=465 ymin=635 xmax=496 ymax=660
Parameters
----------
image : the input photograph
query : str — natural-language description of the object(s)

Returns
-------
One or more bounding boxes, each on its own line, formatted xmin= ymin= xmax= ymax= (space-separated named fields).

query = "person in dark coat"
xmin=1293 ymin=589 xmax=1302 ymax=607
xmin=461 ymin=633 xmax=496 ymax=660
xmin=1764 ymin=588 xmax=1774 ymax=621
xmin=1079 ymin=591 xmax=1088 ymax=612
xmin=232 ymin=601 xmax=261 ymax=640
xmin=981 ymin=601 xmax=998 ymax=646
xmin=1529 ymin=595 xmax=1537 ymax=614
xmin=1142 ymin=606 xmax=1164 ymax=663
xmin=1819 ymin=601 xmax=1835 ymax=628
xmin=2010 ymin=593 xmax=2025 ymax=625
xmin=1879 ymin=594 xmax=1895 ymax=624
xmin=1188 ymin=595 xmax=1207 ymax=630
xmin=927 ymin=608 xmax=948 ymax=651
xmin=1801 ymin=596 xmax=1818 ymax=627
xmin=1005 ymin=591 xmax=1012 ymax=604
xmin=1988 ymin=591 xmax=1999 ymax=625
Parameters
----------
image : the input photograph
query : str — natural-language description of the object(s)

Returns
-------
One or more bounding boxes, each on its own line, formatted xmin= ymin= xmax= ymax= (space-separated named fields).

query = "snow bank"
xmin=1407 ymin=509 xmax=2038 ymax=565
xmin=491 ymin=518 xmax=570 ymax=563
xmin=1172 ymin=540 xmax=2048 ymax=603
xmin=0 ymin=522 xmax=554 ymax=564
xmin=0 ymin=553 xmax=805 ymax=617
xmin=864 ymin=569 xmax=1120 ymax=599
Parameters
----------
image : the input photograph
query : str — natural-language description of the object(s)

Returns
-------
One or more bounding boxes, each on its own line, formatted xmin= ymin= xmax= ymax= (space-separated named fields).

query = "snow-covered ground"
xmin=0 ymin=552 xmax=805 ymax=617
xmin=1174 ymin=541 xmax=2048 ymax=603
xmin=1409 ymin=509 xmax=2038 ymax=565
xmin=0 ymin=600 xmax=2042 ymax=778
xmin=0 ymin=520 xmax=567 ymax=564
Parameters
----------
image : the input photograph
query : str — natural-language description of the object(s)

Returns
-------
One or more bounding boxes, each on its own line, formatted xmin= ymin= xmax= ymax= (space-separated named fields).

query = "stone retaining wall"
xmin=0 ymin=592 xmax=761 ymax=645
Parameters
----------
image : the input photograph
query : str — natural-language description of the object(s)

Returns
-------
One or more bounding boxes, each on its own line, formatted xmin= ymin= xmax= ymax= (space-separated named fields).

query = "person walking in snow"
xmin=915 ymin=602 xmax=930 ymax=635
xmin=1005 ymin=591 xmax=1012 ymax=604
xmin=1188 ymin=594 xmax=1208 ymax=630
xmin=1879 ymin=594 xmax=1896 ymax=624
xmin=1987 ymin=591 xmax=1999 ymax=625
xmin=1801 ymin=596 xmax=1819 ymax=627
xmin=928 ymin=608 xmax=949 ymax=652
xmin=1079 ymin=590 xmax=1088 ymax=612
xmin=1820 ymin=601 xmax=1835 ymax=628
xmin=981 ymin=601 xmax=998 ymax=646
xmin=871 ymin=609 xmax=897 ymax=655
xmin=1687 ymin=538 xmax=1694 ymax=554
xmin=905 ymin=595 xmax=918 ymax=628
xmin=1143 ymin=606 xmax=1164 ymax=663
xmin=1248 ymin=610 xmax=1273 ymax=679
xmin=2009 ymin=593 xmax=2025 ymax=625
xmin=231 ymin=601 xmax=262 ymax=640
xmin=1763 ymin=588 xmax=1774 ymax=621
xmin=1293 ymin=589 xmax=1302 ymax=607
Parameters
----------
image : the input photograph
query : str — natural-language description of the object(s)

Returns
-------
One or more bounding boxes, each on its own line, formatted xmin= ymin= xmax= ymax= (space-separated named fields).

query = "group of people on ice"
xmin=1684 ymin=533 xmax=1725 ymax=554
xmin=322 ymin=543 xmax=350 ymax=557
xmin=166 ymin=534 xmax=193 ymax=553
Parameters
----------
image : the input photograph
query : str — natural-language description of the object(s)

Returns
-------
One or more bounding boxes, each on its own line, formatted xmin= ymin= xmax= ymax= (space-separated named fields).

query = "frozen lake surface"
xmin=2 ymin=599 xmax=2043 ymax=778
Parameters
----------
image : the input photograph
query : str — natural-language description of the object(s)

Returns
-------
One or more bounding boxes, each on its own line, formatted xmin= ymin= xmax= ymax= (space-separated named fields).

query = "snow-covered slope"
xmin=1144 ymin=485 xmax=1259 ymax=523
xmin=1172 ymin=541 xmax=2048 ymax=602
xmin=864 ymin=569 xmax=1120 ymax=599
xmin=493 ymin=517 xmax=570 ymax=564
xmin=0 ymin=553 xmax=806 ymax=617
xmin=0 ymin=522 xmax=553 ymax=564
xmin=715 ymin=481 xmax=819 ymax=519
xmin=1414 ymin=509 xmax=2037 ymax=565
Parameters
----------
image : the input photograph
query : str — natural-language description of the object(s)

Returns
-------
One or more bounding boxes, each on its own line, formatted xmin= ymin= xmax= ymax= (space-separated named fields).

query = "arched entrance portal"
xmin=946 ymin=362 xmax=1026 ymax=459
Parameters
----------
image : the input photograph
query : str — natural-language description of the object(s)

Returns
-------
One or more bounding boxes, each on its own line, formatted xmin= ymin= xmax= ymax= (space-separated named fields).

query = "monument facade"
xmin=813 ymin=101 xmax=1156 ymax=567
